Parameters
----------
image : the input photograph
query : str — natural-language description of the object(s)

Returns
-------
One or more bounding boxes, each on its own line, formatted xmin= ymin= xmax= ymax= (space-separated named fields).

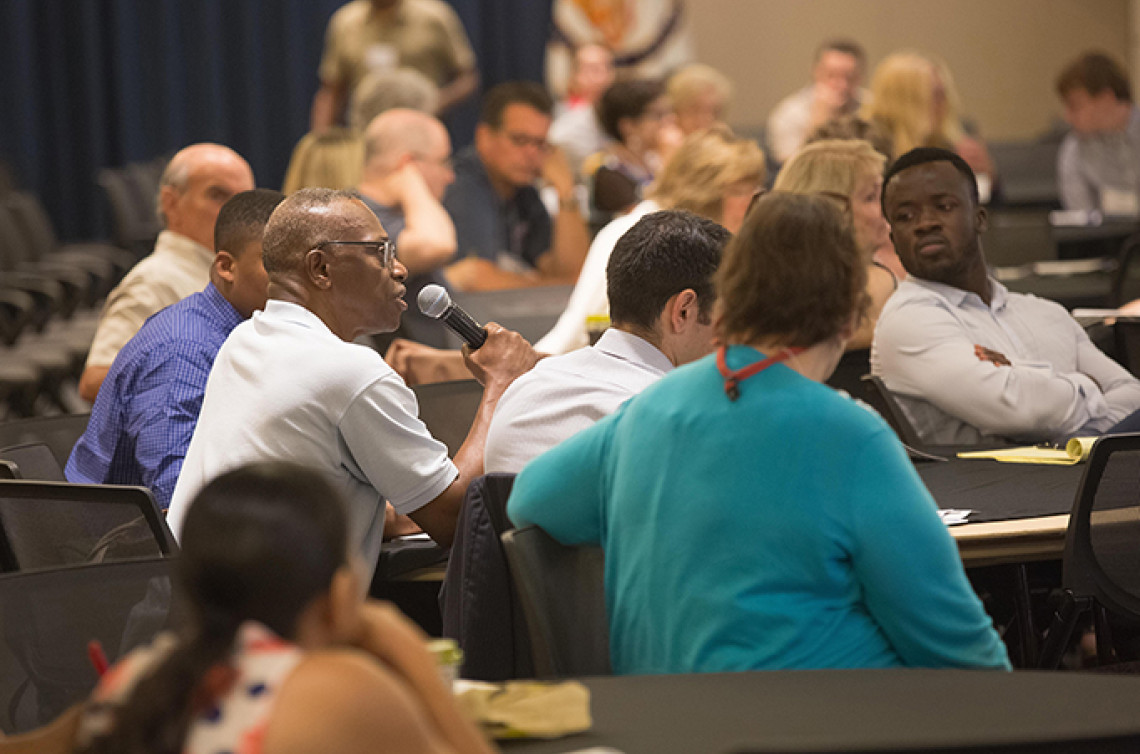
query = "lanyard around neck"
xmin=716 ymin=345 xmax=804 ymax=401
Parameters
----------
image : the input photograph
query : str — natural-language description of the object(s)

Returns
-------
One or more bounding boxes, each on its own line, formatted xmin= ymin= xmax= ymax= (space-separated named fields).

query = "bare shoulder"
xmin=262 ymin=648 xmax=452 ymax=754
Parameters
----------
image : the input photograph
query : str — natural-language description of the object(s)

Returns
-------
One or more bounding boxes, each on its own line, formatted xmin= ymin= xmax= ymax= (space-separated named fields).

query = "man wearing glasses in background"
xmin=167 ymin=188 xmax=536 ymax=574
xmin=443 ymin=81 xmax=590 ymax=291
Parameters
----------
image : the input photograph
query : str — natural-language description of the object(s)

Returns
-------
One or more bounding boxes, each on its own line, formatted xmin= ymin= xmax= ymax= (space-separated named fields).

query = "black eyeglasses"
xmin=315 ymin=239 xmax=397 ymax=270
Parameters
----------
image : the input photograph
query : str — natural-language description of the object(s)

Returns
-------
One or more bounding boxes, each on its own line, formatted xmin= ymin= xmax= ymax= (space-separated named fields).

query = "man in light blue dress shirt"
xmin=873 ymin=147 xmax=1140 ymax=446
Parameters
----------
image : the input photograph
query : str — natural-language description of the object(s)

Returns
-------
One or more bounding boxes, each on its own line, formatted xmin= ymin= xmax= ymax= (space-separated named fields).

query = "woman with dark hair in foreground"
xmin=75 ymin=462 xmax=494 ymax=754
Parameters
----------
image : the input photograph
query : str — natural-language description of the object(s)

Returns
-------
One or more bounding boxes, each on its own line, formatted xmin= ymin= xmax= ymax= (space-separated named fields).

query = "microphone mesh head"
xmin=417 ymin=284 xmax=452 ymax=319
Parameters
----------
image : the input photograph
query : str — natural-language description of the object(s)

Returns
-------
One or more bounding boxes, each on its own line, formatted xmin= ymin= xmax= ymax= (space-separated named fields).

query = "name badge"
xmin=1101 ymin=187 xmax=1140 ymax=217
xmin=364 ymin=43 xmax=399 ymax=73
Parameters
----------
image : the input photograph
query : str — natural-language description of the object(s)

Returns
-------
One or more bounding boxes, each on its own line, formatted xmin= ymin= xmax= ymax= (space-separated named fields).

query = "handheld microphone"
xmin=417 ymin=284 xmax=488 ymax=349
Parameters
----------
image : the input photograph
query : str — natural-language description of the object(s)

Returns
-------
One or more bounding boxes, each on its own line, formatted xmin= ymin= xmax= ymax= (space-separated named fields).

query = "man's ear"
xmin=214 ymin=250 xmax=237 ymax=284
xmin=975 ymin=205 xmax=989 ymax=233
xmin=474 ymin=123 xmax=492 ymax=153
xmin=306 ymin=249 xmax=333 ymax=290
xmin=667 ymin=289 xmax=699 ymax=335
xmin=159 ymin=185 xmax=180 ymax=225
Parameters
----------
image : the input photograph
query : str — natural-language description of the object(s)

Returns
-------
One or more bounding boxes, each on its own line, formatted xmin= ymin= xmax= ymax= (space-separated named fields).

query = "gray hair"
xmin=261 ymin=188 xmax=367 ymax=277
xmin=349 ymin=67 xmax=440 ymax=133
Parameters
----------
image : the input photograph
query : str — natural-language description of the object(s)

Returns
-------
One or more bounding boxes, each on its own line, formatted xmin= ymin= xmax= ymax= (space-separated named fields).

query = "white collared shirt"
xmin=535 ymin=199 xmax=660 ymax=355
xmin=86 ymin=230 xmax=215 ymax=367
xmin=871 ymin=276 xmax=1140 ymax=445
xmin=485 ymin=328 xmax=674 ymax=474
xmin=168 ymin=300 xmax=457 ymax=571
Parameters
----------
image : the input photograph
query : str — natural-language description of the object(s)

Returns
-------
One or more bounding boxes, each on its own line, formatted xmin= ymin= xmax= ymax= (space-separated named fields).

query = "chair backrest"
xmin=0 ymin=557 xmax=175 ymax=733
xmin=1111 ymin=232 xmax=1140 ymax=308
xmin=1111 ymin=319 xmax=1140 ymax=377
xmin=4 ymin=192 xmax=58 ymax=263
xmin=825 ymin=348 xmax=869 ymax=397
xmin=500 ymin=526 xmax=610 ymax=678
xmin=860 ymin=375 xmax=925 ymax=448
xmin=440 ymin=473 xmax=534 ymax=680
xmin=411 ymin=379 xmax=483 ymax=457
xmin=0 ymin=443 xmax=65 ymax=481
xmin=984 ymin=209 xmax=1055 ymax=267
xmin=0 ymin=480 xmax=177 ymax=572
xmin=97 ymin=166 xmax=160 ymax=255
xmin=988 ymin=140 xmax=1061 ymax=208
xmin=449 ymin=285 xmax=574 ymax=345
xmin=1063 ymin=434 xmax=1140 ymax=619
xmin=0 ymin=414 xmax=90 ymax=470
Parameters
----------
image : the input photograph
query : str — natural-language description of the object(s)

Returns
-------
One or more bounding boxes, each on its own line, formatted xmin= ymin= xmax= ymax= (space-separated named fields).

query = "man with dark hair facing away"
xmin=443 ymin=81 xmax=590 ymax=291
xmin=872 ymin=147 xmax=1140 ymax=446
xmin=1054 ymin=51 xmax=1140 ymax=215
xmin=67 ymin=189 xmax=284 ymax=509
xmin=485 ymin=210 xmax=728 ymax=473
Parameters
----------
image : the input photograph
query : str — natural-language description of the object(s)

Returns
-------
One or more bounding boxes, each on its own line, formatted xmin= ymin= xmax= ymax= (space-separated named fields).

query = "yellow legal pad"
xmin=957 ymin=437 xmax=1096 ymax=465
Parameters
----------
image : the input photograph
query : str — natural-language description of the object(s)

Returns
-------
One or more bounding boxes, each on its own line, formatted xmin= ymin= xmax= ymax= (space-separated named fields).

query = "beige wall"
xmin=689 ymin=0 xmax=1130 ymax=142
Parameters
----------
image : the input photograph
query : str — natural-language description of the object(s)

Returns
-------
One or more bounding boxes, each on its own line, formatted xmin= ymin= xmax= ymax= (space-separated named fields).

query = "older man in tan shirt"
xmin=79 ymin=143 xmax=254 ymax=402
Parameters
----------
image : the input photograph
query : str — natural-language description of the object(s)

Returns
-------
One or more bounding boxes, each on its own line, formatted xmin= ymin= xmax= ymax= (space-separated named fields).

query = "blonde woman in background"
xmin=281 ymin=129 xmax=364 ymax=194
xmin=861 ymin=52 xmax=995 ymax=199
xmin=537 ymin=125 xmax=764 ymax=354
xmin=774 ymin=138 xmax=896 ymax=350
xmin=668 ymin=63 xmax=733 ymax=135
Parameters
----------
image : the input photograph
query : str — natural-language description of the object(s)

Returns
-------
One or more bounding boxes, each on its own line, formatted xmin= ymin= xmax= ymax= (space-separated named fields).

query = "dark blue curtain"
xmin=0 ymin=0 xmax=551 ymax=241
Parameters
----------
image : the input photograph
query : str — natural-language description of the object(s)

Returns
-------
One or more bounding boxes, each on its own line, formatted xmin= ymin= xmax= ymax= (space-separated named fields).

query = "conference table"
xmin=918 ymin=454 xmax=1082 ymax=567
xmin=381 ymin=454 xmax=1085 ymax=580
xmin=500 ymin=670 xmax=1140 ymax=753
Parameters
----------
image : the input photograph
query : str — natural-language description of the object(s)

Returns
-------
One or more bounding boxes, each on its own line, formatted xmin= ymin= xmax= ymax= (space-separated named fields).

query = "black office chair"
xmin=411 ymin=379 xmax=483 ymax=456
xmin=0 ymin=443 xmax=65 ymax=481
xmin=1038 ymin=434 xmax=1140 ymax=669
xmin=0 ymin=414 xmax=90 ymax=470
xmin=0 ymin=480 xmax=177 ymax=572
xmin=1110 ymin=232 xmax=1140 ymax=308
xmin=860 ymin=375 xmax=925 ymax=448
xmin=825 ymin=348 xmax=869 ymax=397
xmin=439 ymin=473 xmax=533 ymax=680
xmin=500 ymin=525 xmax=610 ymax=678
xmin=0 ymin=557 xmax=175 ymax=733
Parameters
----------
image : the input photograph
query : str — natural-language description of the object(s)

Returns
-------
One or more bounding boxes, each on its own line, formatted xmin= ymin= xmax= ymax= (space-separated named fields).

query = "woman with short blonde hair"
xmin=774 ymin=138 xmax=899 ymax=349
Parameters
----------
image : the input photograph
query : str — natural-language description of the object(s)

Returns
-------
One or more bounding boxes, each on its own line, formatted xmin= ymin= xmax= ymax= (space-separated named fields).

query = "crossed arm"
xmin=875 ymin=298 xmax=1140 ymax=440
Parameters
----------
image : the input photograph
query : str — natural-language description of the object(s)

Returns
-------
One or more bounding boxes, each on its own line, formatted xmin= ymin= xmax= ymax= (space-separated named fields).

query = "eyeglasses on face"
xmin=314 ymin=238 xmax=397 ymax=269
xmin=501 ymin=130 xmax=550 ymax=151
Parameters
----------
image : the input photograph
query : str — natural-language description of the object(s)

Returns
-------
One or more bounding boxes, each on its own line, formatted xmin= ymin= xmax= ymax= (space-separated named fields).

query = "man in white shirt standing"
xmin=872 ymin=147 xmax=1140 ymax=446
xmin=767 ymin=39 xmax=867 ymax=166
xmin=79 ymin=143 xmax=255 ymax=402
xmin=168 ymin=188 xmax=535 ymax=573
xmin=485 ymin=210 xmax=726 ymax=473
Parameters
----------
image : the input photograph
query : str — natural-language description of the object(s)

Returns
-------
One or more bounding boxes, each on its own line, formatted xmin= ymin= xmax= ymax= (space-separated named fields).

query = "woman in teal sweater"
xmin=508 ymin=192 xmax=1010 ymax=675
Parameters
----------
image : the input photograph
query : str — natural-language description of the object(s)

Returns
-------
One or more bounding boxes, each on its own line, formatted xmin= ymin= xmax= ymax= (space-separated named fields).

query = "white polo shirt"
xmin=485 ymin=328 xmax=673 ymax=474
xmin=167 ymin=300 xmax=457 ymax=571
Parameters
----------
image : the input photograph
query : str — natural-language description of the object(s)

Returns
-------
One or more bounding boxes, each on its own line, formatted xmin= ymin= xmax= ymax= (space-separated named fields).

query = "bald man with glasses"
xmin=168 ymin=188 xmax=536 ymax=573
xmin=442 ymin=81 xmax=589 ymax=291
